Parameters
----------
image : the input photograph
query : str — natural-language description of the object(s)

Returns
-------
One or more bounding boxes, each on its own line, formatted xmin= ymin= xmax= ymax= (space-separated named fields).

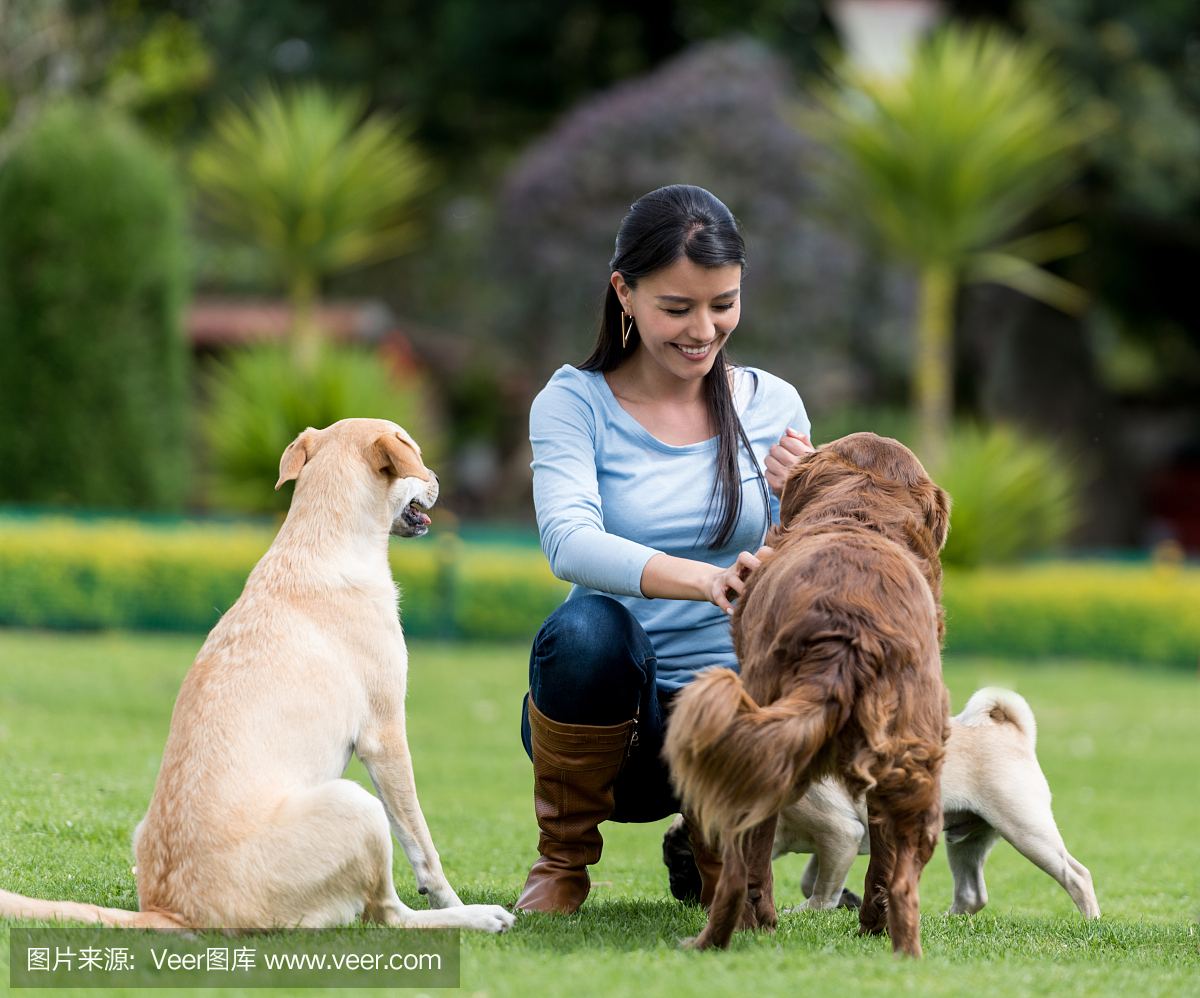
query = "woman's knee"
xmin=543 ymin=595 xmax=645 ymax=654
xmin=529 ymin=596 xmax=653 ymax=724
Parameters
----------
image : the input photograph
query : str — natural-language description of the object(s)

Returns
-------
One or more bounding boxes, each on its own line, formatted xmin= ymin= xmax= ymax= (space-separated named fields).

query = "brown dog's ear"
xmin=373 ymin=430 xmax=430 ymax=482
xmin=276 ymin=428 xmax=318 ymax=490
xmin=917 ymin=482 xmax=952 ymax=551
xmin=778 ymin=450 xmax=826 ymax=526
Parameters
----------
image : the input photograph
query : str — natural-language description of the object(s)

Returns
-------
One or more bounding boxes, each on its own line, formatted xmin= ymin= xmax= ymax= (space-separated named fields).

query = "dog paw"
xmin=838 ymin=889 xmax=863 ymax=910
xmin=677 ymin=936 xmax=700 ymax=950
xmin=459 ymin=904 xmax=517 ymax=933
xmin=780 ymin=898 xmax=837 ymax=913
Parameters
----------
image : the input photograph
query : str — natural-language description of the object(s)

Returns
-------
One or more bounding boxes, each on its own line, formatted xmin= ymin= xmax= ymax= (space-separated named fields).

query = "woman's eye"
xmin=664 ymin=308 xmax=690 ymax=316
xmin=714 ymin=302 xmax=737 ymax=311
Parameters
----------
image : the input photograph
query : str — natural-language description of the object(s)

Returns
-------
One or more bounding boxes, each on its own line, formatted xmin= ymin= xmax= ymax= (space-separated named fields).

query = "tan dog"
xmin=772 ymin=687 xmax=1100 ymax=918
xmin=1 ymin=419 xmax=516 ymax=933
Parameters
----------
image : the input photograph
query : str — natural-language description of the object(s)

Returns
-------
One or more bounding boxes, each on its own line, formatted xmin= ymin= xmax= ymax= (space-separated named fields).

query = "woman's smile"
xmin=671 ymin=341 xmax=718 ymax=360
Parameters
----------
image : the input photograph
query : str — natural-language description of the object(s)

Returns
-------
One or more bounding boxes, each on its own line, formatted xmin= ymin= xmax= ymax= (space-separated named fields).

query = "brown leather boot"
xmin=515 ymin=695 xmax=634 ymax=914
xmin=685 ymin=813 xmax=724 ymax=909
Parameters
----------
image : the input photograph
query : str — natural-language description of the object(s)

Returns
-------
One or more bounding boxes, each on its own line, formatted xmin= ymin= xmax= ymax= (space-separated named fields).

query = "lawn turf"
xmin=0 ymin=628 xmax=1197 ymax=997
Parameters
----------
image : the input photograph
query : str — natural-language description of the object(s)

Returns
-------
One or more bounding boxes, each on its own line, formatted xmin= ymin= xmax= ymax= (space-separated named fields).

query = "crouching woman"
xmin=516 ymin=184 xmax=813 ymax=912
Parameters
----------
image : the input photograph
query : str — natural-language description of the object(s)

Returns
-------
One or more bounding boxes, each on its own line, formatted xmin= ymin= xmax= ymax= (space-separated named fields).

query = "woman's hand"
xmin=707 ymin=545 xmax=774 ymax=615
xmin=765 ymin=427 xmax=815 ymax=497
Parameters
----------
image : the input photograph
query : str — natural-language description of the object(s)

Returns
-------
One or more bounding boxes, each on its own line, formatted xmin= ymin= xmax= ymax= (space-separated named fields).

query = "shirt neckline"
xmin=584 ymin=366 xmax=760 ymax=455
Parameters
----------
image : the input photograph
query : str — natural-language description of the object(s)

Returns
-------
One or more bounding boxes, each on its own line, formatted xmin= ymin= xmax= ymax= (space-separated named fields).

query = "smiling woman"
xmin=516 ymin=185 xmax=815 ymax=916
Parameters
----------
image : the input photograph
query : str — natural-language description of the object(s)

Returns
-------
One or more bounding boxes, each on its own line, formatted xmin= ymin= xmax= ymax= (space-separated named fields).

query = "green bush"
xmin=202 ymin=343 xmax=434 ymax=512
xmin=0 ymin=101 xmax=189 ymax=508
xmin=1 ymin=517 xmax=1197 ymax=667
xmin=938 ymin=424 xmax=1078 ymax=567
xmin=815 ymin=412 xmax=1079 ymax=567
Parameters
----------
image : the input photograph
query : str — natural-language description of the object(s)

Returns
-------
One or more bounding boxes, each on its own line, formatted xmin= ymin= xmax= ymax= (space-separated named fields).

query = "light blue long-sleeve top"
xmin=529 ymin=364 xmax=811 ymax=690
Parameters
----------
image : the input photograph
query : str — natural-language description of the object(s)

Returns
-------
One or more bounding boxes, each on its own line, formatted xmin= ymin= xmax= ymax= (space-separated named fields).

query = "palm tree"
xmin=815 ymin=24 xmax=1095 ymax=470
xmin=192 ymin=85 xmax=428 ymax=368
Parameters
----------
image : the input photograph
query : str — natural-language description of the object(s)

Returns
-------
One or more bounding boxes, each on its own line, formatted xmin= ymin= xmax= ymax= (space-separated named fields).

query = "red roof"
xmin=187 ymin=298 xmax=399 ymax=348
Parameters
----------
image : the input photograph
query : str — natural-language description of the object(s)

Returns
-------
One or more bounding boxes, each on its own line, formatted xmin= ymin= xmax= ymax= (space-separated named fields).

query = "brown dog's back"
xmin=667 ymin=524 xmax=944 ymax=843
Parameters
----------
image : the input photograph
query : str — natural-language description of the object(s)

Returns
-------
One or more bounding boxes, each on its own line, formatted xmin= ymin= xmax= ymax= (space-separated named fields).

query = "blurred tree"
xmin=0 ymin=2 xmax=217 ymax=152
xmin=494 ymin=38 xmax=910 ymax=414
xmin=105 ymin=12 xmax=214 ymax=139
xmin=166 ymin=0 xmax=834 ymax=167
xmin=1018 ymin=0 xmax=1200 ymax=415
xmin=0 ymin=0 xmax=90 ymax=164
xmin=1022 ymin=0 xmax=1200 ymax=218
xmin=815 ymin=24 xmax=1094 ymax=469
xmin=191 ymin=84 xmax=429 ymax=368
xmin=0 ymin=100 xmax=189 ymax=508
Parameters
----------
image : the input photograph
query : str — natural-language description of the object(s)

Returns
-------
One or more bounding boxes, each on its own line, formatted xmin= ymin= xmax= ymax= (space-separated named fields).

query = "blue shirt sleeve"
xmin=529 ymin=371 xmax=661 ymax=598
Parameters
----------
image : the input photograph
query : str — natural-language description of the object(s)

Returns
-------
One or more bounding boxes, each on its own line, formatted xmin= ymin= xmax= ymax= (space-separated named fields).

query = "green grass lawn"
xmin=1 ymin=628 xmax=1198 ymax=997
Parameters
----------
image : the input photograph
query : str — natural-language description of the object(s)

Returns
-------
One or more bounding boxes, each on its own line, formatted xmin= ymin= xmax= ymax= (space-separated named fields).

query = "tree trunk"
xmin=289 ymin=273 xmax=321 ymax=372
xmin=913 ymin=263 xmax=956 ymax=473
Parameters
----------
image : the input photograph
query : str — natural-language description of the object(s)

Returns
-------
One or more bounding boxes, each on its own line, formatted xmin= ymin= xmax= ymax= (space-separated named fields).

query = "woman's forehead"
xmin=640 ymin=257 xmax=742 ymax=300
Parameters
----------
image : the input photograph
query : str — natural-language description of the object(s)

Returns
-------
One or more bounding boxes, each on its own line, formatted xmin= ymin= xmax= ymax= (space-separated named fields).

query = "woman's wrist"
xmin=639 ymin=553 xmax=722 ymax=602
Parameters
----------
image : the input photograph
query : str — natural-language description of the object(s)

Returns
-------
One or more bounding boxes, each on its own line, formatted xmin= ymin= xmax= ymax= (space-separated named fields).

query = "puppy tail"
xmin=0 ymin=888 xmax=186 ymax=928
xmin=955 ymin=687 xmax=1037 ymax=749
xmin=664 ymin=666 xmax=843 ymax=848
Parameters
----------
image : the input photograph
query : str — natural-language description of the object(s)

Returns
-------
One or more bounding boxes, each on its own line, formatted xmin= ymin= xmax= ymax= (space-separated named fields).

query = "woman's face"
xmin=612 ymin=257 xmax=742 ymax=382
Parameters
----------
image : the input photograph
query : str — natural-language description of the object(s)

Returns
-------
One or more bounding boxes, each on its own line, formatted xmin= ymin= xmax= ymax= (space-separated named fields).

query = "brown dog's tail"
xmin=0 ymin=888 xmax=185 ymax=928
xmin=664 ymin=665 xmax=845 ymax=847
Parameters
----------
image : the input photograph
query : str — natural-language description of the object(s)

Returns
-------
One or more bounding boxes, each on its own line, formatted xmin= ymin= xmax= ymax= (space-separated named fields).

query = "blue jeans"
xmin=520 ymin=594 xmax=680 ymax=823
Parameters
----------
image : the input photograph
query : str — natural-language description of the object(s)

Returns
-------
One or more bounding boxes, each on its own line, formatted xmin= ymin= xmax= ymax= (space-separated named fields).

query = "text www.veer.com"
xmin=150 ymin=950 xmax=441 ymax=971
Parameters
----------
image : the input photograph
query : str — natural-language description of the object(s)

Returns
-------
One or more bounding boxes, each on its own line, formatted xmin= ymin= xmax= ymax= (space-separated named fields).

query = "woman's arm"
xmin=531 ymin=377 xmax=661 ymax=597
xmin=641 ymin=547 xmax=772 ymax=614
xmin=532 ymin=370 xmax=775 ymax=610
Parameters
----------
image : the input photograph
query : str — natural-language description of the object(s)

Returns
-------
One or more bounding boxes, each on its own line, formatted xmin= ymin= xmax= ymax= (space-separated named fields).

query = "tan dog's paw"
xmin=460 ymin=904 xmax=517 ymax=932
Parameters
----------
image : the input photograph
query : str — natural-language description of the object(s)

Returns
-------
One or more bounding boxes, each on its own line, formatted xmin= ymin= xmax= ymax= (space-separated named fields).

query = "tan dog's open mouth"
xmin=400 ymin=501 xmax=432 ymax=535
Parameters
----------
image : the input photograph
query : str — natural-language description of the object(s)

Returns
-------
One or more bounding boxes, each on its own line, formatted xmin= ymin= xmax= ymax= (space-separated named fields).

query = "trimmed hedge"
xmin=0 ymin=518 xmax=568 ymax=640
xmin=1 ymin=517 xmax=1197 ymax=666
xmin=942 ymin=563 xmax=1200 ymax=667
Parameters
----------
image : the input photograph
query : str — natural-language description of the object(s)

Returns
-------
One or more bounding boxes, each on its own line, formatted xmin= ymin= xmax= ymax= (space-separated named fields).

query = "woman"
xmin=517 ymin=185 xmax=814 ymax=913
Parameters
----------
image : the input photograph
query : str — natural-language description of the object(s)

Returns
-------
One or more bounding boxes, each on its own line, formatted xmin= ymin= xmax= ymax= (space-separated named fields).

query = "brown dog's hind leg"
xmin=857 ymin=804 xmax=893 ymax=939
xmin=688 ymin=840 xmax=749 ymax=950
xmin=870 ymin=766 xmax=943 ymax=958
xmin=742 ymin=815 xmax=778 ymax=931
xmin=883 ymin=809 xmax=940 ymax=958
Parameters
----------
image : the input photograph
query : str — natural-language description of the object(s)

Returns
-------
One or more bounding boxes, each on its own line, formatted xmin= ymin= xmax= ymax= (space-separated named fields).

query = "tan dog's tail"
xmin=664 ymin=666 xmax=844 ymax=848
xmin=0 ymin=888 xmax=185 ymax=928
xmin=955 ymin=687 xmax=1037 ymax=749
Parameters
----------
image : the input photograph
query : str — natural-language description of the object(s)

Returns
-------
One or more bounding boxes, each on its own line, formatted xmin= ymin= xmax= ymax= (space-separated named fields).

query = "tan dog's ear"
xmin=276 ymin=428 xmax=317 ymax=490
xmin=373 ymin=431 xmax=430 ymax=482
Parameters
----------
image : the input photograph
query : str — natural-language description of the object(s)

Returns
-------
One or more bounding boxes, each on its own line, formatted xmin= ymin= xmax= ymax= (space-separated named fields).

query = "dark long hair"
xmin=579 ymin=185 xmax=769 ymax=550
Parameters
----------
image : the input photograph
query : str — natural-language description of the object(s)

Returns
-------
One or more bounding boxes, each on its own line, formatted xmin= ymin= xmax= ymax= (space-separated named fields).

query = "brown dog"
xmin=664 ymin=432 xmax=951 ymax=957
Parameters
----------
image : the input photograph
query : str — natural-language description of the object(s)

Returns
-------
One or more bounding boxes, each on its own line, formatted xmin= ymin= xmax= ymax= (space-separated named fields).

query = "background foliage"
xmin=202 ymin=343 xmax=431 ymax=512
xmin=0 ymin=99 xmax=188 ymax=509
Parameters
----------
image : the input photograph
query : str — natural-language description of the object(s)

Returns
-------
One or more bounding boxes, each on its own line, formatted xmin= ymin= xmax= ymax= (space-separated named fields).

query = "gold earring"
xmin=621 ymin=312 xmax=634 ymax=349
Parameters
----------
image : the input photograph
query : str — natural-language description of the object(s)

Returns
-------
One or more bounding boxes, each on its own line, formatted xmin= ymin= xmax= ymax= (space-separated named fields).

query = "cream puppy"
xmin=771 ymin=687 xmax=1100 ymax=918
xmin=1 ymin=419 xmax=516 ymax=932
